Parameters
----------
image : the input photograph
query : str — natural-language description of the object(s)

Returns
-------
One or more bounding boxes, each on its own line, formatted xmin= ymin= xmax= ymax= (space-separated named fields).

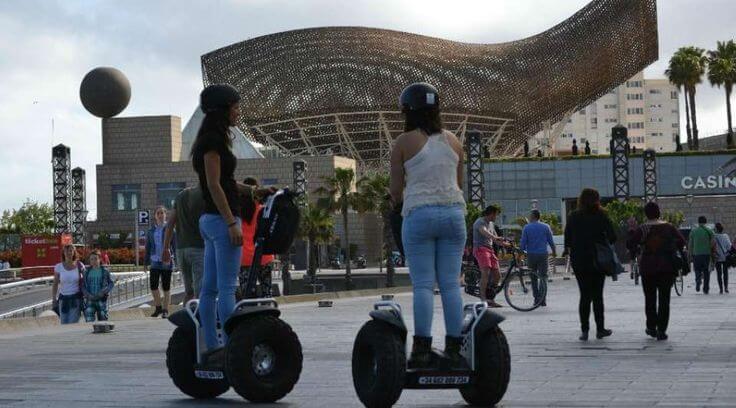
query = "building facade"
xmin=534 ymin=72 xmax=680 ymax=155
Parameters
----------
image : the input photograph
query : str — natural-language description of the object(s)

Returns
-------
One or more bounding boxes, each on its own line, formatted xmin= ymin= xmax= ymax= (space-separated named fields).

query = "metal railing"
xmin=0 ymin=271 xmax=182 ymax=320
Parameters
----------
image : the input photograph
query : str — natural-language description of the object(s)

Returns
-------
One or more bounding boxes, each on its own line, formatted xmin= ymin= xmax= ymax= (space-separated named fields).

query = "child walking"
xmin=83 ymin=251 xmax=115 ymax=322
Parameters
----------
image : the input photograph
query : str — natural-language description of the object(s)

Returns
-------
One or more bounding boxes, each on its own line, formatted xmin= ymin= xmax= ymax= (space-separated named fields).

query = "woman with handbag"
xmin=51 ymin=244 xmax=85 ymax=324
xmin=627 ymin=202 xmax=686 ymax=340
xmin=713 ymin=223 xmax=731 ymax=294
xmin=564 ymin=188 xmax=616 ymax=341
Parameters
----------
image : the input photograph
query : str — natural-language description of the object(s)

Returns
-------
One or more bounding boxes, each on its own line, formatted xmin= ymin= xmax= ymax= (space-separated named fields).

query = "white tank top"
xmin=402 ymin=131 xmax=466 ymax=216
xmin=55 ymin=262 xmax=81 ymax=296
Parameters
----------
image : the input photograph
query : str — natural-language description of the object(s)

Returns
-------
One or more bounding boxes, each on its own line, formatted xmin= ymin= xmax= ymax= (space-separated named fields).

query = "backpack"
xmin=257 ymin=190 xmax=300 ymax=255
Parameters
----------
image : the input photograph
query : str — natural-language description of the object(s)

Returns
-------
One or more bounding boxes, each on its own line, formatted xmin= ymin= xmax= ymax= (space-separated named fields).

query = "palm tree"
xmin=315 ymin=167 xmax=358 ymax=289
xmin=353 ymin=173 xmax=395 ymax=286
xmin=298 ymin=203 xmax=335 ymax=281
xmin=666 ymin=52 xmax=692 ymax=149
xmin=681 ymin=46 xmax=708 ymax=150
xmin=708 ymin=40 xmax=736 ymax=148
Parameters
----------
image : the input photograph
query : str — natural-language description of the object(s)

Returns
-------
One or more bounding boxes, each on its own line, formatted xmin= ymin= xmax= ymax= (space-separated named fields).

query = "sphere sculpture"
xmin=79 ymin=67 xmax=131 ymax=118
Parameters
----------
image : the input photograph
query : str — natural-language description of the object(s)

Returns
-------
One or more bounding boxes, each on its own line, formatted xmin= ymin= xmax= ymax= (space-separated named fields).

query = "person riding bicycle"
xmin=389 ymin=82 xmax=466 ymax=368
xmin=472 ymin=205 xmax=509 ymax=308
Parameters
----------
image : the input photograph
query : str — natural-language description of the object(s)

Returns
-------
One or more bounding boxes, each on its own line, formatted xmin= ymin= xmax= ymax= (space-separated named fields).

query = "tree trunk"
xmin=305 ymin=237 xmax=313 ymax=281
xmin=382 ymin=207 xmax=395 ymax=287
xmin=689 ymin=86 xmax=699 ymax=150
xmin=684 ymin=87 xmax=692 ymax=150
xmin=378 ymin=221 xmax=383 ymax=275
xmin=342 ymin=205 xmax=352 ymax=289
xmin=726 ymin=86 xmax=734 ymax=149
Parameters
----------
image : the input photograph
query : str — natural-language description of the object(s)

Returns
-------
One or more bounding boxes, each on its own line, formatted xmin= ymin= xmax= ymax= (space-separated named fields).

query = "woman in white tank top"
xmin=389 ymin=83 xmax=467 ymax=369
xmin=52 ymin=244 xmax=84 ymax=324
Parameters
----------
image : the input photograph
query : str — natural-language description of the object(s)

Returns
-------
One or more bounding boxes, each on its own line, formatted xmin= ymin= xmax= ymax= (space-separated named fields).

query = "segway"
xmin=166 ymin=189 xmax=303 ymax=402
xmin=352 ymin=300 xmax=510 ymax=407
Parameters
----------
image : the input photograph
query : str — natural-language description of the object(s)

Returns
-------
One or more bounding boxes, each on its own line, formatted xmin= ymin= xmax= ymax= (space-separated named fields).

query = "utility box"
xmin=21 ymin=234 xmax=73 ymax=278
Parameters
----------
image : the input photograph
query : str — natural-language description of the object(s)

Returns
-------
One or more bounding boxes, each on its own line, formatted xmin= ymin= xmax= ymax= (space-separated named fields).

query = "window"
xmin=604 ymin=104 xmax=617 ymax=109
xmin=671 ymin=91 xmax=678 ymax=99
xmin=672 ymin=109 xmax=678 ymax=114
xmin=112 ymin=184 xmax=141 ymax=211
xmin=649 ymin=103 xmax=662 ymax=108
xmin=649 ymin=89 xmax=662 ymax=94
xmin=649 ymin=132 xmax=663 ymax=137
xmin=627 ymin=122 xmax=644 ymax=129
xmin=672 ymin=123 xmax=679 ymax=128
xmin=627 ymin=108 xmax=644 ymax=115
xmin=626 ymin=80 xmax=643 ymax=88
xmin=157 ymin=182 xmax=186 ymax=209
xmin=626 ymin=93 xmax=644 ymax=100
xmin=590 ymin=117 xmax=598 ymax=129
xmin=649 ymin=117 xmax=663 ymax=122
xmin=579 ymin=109 xmax=586 ymax=115
xmin=672 ymin=133 xmax=679 ymax=141
xmin=605 ymin=118 xmax=618 ymax=123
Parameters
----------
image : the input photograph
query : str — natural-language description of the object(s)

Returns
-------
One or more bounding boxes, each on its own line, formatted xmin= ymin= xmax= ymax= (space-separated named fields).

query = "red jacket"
xmin=241 ymin=203 xmax=275 ymax=267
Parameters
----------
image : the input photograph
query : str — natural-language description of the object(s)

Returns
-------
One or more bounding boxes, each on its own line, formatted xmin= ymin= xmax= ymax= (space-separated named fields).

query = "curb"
xmin=0 ymin=286 xmax=413 ymax=333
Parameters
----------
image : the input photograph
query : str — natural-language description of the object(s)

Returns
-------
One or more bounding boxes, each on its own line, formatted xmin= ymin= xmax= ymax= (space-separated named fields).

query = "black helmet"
xmin=200 ymin=84 xmax=241 ymax=113
xmin=399 ymin=82 xmax=440 ymax=111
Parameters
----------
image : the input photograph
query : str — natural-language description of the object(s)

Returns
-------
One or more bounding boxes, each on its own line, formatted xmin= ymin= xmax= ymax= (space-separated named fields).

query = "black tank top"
xmin=192 ymin=132 xmax=240 ymax=218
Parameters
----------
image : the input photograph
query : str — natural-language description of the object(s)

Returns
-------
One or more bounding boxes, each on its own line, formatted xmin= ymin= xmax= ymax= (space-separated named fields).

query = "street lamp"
xmin=530 ymin=199 xmax=539 ymax=211
xmin=685 ymin=194 xmax=694 ymax=227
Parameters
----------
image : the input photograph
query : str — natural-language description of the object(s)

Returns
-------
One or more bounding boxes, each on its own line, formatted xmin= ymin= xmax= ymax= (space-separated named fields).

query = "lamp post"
xmin=685 ymin=194 xmax=694 ymax=227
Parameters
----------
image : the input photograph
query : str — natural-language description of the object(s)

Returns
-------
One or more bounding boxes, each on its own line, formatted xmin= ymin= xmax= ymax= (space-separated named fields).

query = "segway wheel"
xmin=166 ymin=327 xmax=230 ymax=399
xmin=459 ymin=326 xmax=510 ymax=407
xmin=352 ymin=320 xmax=405 ymax=408
xmin=225 ymin=315 xmax=302 ymax=403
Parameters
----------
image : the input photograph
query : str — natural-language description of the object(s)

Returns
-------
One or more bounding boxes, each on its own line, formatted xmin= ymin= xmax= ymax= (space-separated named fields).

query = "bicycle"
xmin=464 ymin=245 xmax=547 ymax=312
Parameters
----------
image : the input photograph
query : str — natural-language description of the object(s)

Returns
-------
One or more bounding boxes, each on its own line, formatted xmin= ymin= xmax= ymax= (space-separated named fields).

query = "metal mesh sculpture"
xmin=201 ymin=0 xmax=657 ymax=166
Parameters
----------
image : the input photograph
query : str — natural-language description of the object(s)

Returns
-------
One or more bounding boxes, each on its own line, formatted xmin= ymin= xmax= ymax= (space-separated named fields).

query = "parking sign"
xmin=138 ymin=210 xmax=150 ymax=225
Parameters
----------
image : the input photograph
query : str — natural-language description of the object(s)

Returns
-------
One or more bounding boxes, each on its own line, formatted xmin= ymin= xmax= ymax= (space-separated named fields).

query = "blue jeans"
xmin=58 ymin=293 xmax=82 ymax=324
xmin=402 ymin=204 xmax=466 ymax=338
xmin=199 ymin=214 xmax=242 ymax=350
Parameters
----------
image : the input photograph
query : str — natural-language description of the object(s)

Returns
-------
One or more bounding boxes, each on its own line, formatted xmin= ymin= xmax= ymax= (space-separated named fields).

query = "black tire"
xmin=460 ymin=327 xmax=511 ymax=407
xmin=225 ymin=315 xmax=302 ymax=403
xmin=352 ymin=320 xmax=405 ymax=408
xmin=166 ymin=327 xmax=230 ymax=399
xmin=504 ymin=269 xmax=546 ymax=312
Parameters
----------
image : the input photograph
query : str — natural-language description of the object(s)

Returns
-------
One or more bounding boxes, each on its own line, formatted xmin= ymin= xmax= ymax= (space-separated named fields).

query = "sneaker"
xmin=596 ymin=329 xmax=613 ymax=339
xmin=161 ymin=309 xmax=169 ymax=319
xmin=645 ymin=328 xmax=657 ymax=338
xmin=656 ymin=331 xmax=668 ymax=341
xmin=487 ymin=300 xmax=503 ymax=308
xmin=579 ymin=331 xmax=589 ymax=341
xmin=150 ymin=306 xmax=162 ymax=318
xmin=408 ymin=336 xmax=432 ymax=369
xmin=696 ymin=282 xmax=701 ymax=292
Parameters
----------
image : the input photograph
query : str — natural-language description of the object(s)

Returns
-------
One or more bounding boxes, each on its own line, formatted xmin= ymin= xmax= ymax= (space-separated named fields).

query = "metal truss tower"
xmin=611 ymin=125 xmax=630 ymax=202
xmin=466 ymin=130 xmax=485 ymax=209
xmin=52 ymin=144 xmax=72 ymax=234
xmin=71 ymin=167 xmax=87 ymax=244
xmin=643 ymin=149 xmax=657 ymax=203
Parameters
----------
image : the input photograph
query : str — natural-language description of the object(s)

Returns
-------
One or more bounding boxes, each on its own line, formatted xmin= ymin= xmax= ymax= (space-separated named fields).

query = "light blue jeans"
xmin=199 ymin=214 xmax=242 ymax=350
xmin=402 ymin=204 xmax=466 ymax=337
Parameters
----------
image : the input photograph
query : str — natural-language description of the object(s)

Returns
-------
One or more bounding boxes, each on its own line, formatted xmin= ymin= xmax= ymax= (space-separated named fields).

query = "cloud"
xmin=0 ymin=0 xmax=734 ymax=216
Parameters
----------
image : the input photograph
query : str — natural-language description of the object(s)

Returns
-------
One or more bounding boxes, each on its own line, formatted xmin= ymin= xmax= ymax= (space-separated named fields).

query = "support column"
xmin=465 ymin=130 xmax=485 ymax=209
xmin=643 ymin=149 xmax=657 ymax=203
xmin=52 ymin=144 xmax=71 ymax=234
xmin=611 ymin=125 xmax=630 ymax=202
xmin=71 ymin=167 xmax=87 ymax=244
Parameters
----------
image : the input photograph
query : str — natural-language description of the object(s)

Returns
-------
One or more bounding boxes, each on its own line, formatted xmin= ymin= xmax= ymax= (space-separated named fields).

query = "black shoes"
xmin=656 ymin=331 xmax=668 ymax=341
xmin=596 ymin=329 xmax=613 ymax=339
xmin=579 ymin=331 xmax=589 ymax=341
xmin=444 ymin=336 xmax=467 ymax=368
xmin=202 ymin=347 xmax=226 ymax=367
xmin=645 ymin=328 xmax=657 ymax=338
xmin=696 ymin=282 xmax=701 ymax=292
xmin=408 ymin=336 xmax=432 ymax=369
xmin=150 ymin=306 xmax=163 ymax=317
xmin=161 ymin=309 xmax=169 ymax=319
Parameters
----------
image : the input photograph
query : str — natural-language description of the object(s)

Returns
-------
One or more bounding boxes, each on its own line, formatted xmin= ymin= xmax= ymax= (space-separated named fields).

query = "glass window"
xmin=671 ymin=91 xmax=678 ymax=99
xmin=157 ymin=182 xmax=186 ymax=209
xmin=649 ymin=89 xmax=662 ymax=94
xmin=112 ymin=184 xmax=141 ymax=211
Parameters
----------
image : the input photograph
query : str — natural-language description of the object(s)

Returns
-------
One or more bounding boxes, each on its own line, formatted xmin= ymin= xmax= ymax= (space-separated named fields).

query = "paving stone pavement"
xmin=0 ymin=276 xmax=734 ymax=407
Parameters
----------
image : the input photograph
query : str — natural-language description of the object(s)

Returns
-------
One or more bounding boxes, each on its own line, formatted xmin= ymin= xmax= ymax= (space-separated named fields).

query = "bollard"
xmin=381 ymin=294 xmax=394 ymax=301
xmin=318 ymin=300 xmax=333 ymax=308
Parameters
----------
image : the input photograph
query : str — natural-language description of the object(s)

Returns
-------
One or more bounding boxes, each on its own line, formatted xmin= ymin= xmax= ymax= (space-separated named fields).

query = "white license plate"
xmin=195 ymin=370 xmax=225 ymax=380
xmin=418 ymin=376 xmax=470 ymax=385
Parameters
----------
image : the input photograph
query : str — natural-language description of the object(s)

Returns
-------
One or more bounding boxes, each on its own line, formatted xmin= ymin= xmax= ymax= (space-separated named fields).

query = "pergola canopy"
xmin=201 ymin=0 xmax=658 ymax=166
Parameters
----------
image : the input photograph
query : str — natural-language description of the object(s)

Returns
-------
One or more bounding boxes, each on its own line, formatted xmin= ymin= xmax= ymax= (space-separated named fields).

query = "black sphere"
xmin=79 ymin=67 xmax=131 ymax=118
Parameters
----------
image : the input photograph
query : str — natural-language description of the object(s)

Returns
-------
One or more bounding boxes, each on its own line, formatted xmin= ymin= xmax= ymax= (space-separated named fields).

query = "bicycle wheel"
xmin=674 ymin=271 xmax=684 ymax=296
xmin=503 ymin=268 xmax=546 ymax=312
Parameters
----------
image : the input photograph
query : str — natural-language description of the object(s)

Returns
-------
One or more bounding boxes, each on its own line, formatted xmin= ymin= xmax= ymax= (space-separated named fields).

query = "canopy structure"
xmin=201 ymin=0 xmax=658 ymax=166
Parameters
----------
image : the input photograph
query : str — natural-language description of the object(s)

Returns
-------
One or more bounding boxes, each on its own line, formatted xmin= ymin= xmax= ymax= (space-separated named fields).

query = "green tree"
xmin=540 ymin=213 xmax=563 ymax=235
xmin=298 ymin=203 xmax=335 ymax=281
xmin=707 ymin=40 xmax=736 ymax=148
xmin=603 ymin=200 xmax=645 ymax=228
xmin=0 ymin=200 xmax=55 ymax=234
xmin=353 ymin=173 xmax=395 ymax=284
xmin=315 ymin=167 xmax=359 ymax=289
xmin=662 ymin=210 xmax=685 ymax=227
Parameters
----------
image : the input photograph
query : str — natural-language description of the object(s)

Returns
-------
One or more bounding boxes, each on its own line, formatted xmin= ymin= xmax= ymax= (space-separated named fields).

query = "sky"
xmin=0 ymin=0 xmax=734 ymax=219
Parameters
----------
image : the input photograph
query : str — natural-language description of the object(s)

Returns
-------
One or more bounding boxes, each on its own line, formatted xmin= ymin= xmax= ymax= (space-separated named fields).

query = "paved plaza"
xmin=0 ymin=276 xmax=735 ymax=407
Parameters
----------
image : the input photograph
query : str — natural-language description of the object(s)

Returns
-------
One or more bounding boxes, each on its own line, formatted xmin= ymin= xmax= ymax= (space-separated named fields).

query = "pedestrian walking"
xmin=163 ymin=187 xmax=205 ymax=303
xmin=51 ymin=244 xmax=84 ymax=324
xmin=627 ymin=202 xmax=686 ymax=341
xmin=688 ymin=216 xmax=715 ymax=294
xmin=82 ymin=251 xmax=115 ymax=322
xmin=472 ymin=205 xmax=508 ymax=308
xmin=520 ymin=209 xmax=556 ymax=307
xmin=145 ymin=206 xmax=174 ymax=318
xmin=713 ymin=223 xmax=731 ymax=294
xmin=564 ymin=188 xmax=615 ymax=341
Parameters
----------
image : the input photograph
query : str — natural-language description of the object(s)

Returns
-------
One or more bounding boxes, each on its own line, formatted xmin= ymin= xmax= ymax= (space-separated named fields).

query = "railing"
xmin=0 ymin=271 xmax=182 ymax=320
xmin=0 ymin=264 xmax=141 ymax=283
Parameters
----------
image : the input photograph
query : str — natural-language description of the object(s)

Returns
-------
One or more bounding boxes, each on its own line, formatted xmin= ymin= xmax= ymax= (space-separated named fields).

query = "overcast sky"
xmin=0 ymin=0 xmax=734 ymax=218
